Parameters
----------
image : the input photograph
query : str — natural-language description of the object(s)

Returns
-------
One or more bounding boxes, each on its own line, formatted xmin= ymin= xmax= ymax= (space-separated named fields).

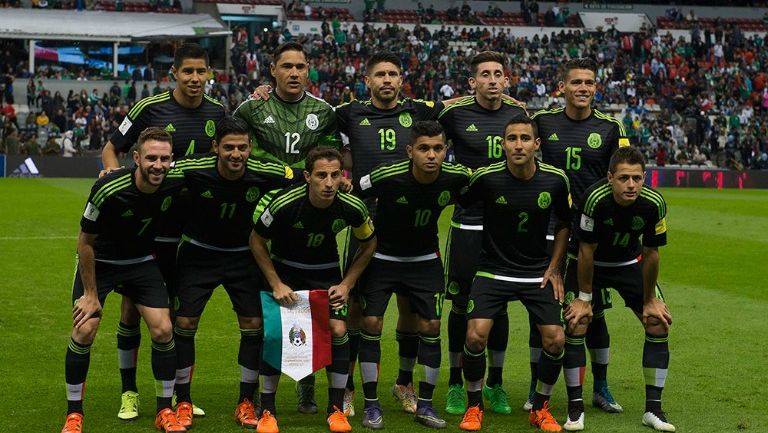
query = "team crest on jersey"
xmin=632 ymin=216 xmax=645 ymax=230
xmin=246 ymin=187 xmax=260 ymax=203
xmin=205 ymin=120 xmax=216 ymax=138
xmin=306 ymin=113 xmax=319 ymax=130
xmin=537 ymin=192 xmax=551 ymax=209
xmin=161 ymin=196 xmax=173 ymax=212
xmin=587 ymin=133 xmax=602 ymax=149
xmin=438 ymin=191 xmax=451 ymax=206
xmin=399 ymin=112 xmax=413 ymax=127
xmin=332 ymin=218 xmax=346 ymax=233
xmin=466 ymin=300 xmax=475 ymax=313
xmin=288 ymin=324 xmax=307 ymax=347
xmin=447 ymin=281 xmax=460 ymax=295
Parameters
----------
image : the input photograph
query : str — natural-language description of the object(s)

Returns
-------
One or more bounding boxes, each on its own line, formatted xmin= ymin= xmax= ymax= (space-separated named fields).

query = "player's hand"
xmin=328 ymin=283 xmax=349 ymax=311
xmin=273 ymin=282 xmax=299 ymax=306
xmin=501 ymin=93 xmax=527 ymax=109
xmin=642 ymin=298 xmax=672 ymax=332
xmin=98 ymin=166 xmax=123 ymax=178
xmin=541 ymin=268 xmax=564 ymax=302
xmin=251 ymin=85 xmax=272 ymax=101
xmin=72 ymin=294 xmax=101 ymax=328
xmin=564 ymin=298 xmax=593 ymax=331
xmin=339 ymin=176 xmax=353 ymax=193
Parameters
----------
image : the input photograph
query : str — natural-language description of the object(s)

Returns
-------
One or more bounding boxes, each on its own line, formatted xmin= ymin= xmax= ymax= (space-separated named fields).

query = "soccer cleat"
xmin=458 ymin=405 xmax=483 ymax=431
xmin=327 ymin=406 xmax=353 ymax=433
xmin=118 ymin=390 xmax=140 ymax=420
xmin=361 ymin=405 xmax=384 ymax=429
xmin=392 ymin=383 xmax=418 ymax=414
xmin=256 ymin=410 xmax=279 ymax=433
xmin=522 ymin=386 xmax=535 ymax=411
xmin=61 ymin=413 xmax=83 ymax=433
xmin=155 ymin=408 xmax=187 ymax=433
xmin=175 ymin=402 xmax=193 ymax=429
xmin=296 ymin=377 xmax=318 ymax=414
xmin=528 ymin=401 xmax=562 ymax=432
xmin=415 ymin=406 xmax=447 ymax=429
xmin=592 ymin=386 xmax=623 ymax=413
xmin=445 ymin=384 xmax=467 ymax=415
xmin=563 ymin=410 xmax=585 ymax=431
xmin=642 ymin=411 xmax=676 ymax=432
xmin=482 ymin=384 xmax=512 ymax=414
xmin=172 ymin=394 xmax=206 ymax=417
xmin=234 ymin=399 xmax=259 ymax=429
xmin=343 ymin=389 xmax=356 ymax=417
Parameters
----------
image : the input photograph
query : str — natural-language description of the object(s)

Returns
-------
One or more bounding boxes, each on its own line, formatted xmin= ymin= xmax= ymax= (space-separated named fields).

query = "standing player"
xmin=61 ymin=128 xmax=186 ymax=433
xmin=562 ymin=146 xmax=673 ymax=432
xmin=438 ymin=51 xmax=527 ymax=415
xmin=355 ymin=121 xmax=470 ymax=429
xmin=526 ymin=58 xmax=628 ymax=414
xmin=101 ymin=42 xmax=225 ymax=420
xmin=249 ymin=147 xmax=376 ymax=433
xmin=168 ymin=117 xmax=294 ymax=430
xmin=456 ymin=115 xmax=571 ymax=433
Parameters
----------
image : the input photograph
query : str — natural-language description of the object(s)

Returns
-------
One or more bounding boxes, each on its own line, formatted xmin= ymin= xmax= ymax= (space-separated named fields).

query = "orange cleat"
xmin=528 ymin=401 xmax=562 ymax=432
xmin=459 ymin=405 xmax=484 ymax=431
xmin=235 ymin=399 xmax=259 ymax=429
xmin=256 ymin=410 xmax=279 ymax=433
xmin=175 ymin=402 xmax=193 ymax=429
xmin=327 ymin=406 xmax=352 ymax=433
xmin=61 ymin=413 xmax=83 ymax=433
xmin=155 ymin=407 xmax=187 ymax=432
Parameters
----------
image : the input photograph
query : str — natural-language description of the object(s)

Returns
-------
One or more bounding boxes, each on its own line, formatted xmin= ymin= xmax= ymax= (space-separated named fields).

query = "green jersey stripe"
xmin=437 ymin=96 xmax=475 ymax=118
xmin=269 ymin=186 xmax=307 ymax=214
xmin=92 ymin=174 xmax=131 ymax=205
xmin=337 ymin=192 xmax=368 ymax=217
xmin=128 ymin=93 xmax=170 ymax=119
xmin=203 ymin=94 xmax=224 ymax=107
xmin=640 ymin=189 xmax=666 ymax=218
xmin=531 ymin=107 xmax=564 ymax=119
xmin=93 ymin=177 xmax=132 ymax=207
xmin=594 ymin=110 xmax=626 ymax=136
xmin=583 ymin=185 xmax=612 ymax=216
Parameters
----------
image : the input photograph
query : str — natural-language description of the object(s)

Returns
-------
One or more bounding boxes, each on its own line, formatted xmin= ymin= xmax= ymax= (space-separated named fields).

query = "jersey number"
xmin=517 ymin=211 xmax=529 ymax=233
xmin=137 ymin=217 xmax=152 ymax=236
xmin=612 ymin=232 xmax=630 ymax=247
xmin=219 ymin=202 xmax=237 ymax=219
xmin=306 ymin=233 xmax=325 ymax=247
xmin=414 ymin=209 xmax=432 ymax=227
xmin=565 ymin=147 xmax=582 ymax=170
xmin=284 ymin=132 xmax=301 ymax=154
xmin=378 ymin=128 xmax=396 ymax=151
xmin=486 ymin=135 xmax=503 ymax=159
xmin=433 ymin=291 xmax=446 ymax=318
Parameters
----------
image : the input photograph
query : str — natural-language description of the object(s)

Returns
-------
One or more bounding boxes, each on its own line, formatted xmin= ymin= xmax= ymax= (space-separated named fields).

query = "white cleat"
xmin=642 ymin=411 xmax=676 ymax=432
xmin=563 ymin=411 xmax=585 ymax=431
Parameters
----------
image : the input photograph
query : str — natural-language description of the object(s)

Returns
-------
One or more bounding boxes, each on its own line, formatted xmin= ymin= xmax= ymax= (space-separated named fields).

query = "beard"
xmin=139 ymin=165 xmax=166 ymax=186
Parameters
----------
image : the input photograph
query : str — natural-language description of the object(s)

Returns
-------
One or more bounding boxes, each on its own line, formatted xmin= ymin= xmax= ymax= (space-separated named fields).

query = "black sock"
xmin=417 ymin=333 xmax=440 ymax=408
xmin=395 ymin=330 xmax=418 ymax=386
xmin=358 ymin=330 xmax=381 ymax=402
xmin=643 ymin=333 xmax=669 ymax=412
xmin=116 ymin=321 xmax=140 ymax=393
xmin=260 ymin=362 xmax=280 ymax=415
xmin=528 ymin=316 xmax=542 ymax=395
xmin=586 ymin=311 xmax=610 ymax=387
xmin=328 ymin=333 xmax=350 ymax=414
xmin=448 ymin=308 xmax=467 ymax=386
xmin=462 ymin=344 xmax=485 ymax=409
xmin=238 ymin=328 xmax=262 ymax=403
xmin=346 ymin=328 xmax=360 ymax=391
xmin=151 ymin=339 xmax=176 ymax=413
xmin=532 ymin=348 xmax=563 ymax=410
xmin=564 ymin=334 xmax=586 ymax=406
xmin=173 ymin=326 xmax=196 ymax=403
xmin=65 ymin=338 xmax=91 ymax=415
xmin=486 ymin=313 xmax=508 ymax=387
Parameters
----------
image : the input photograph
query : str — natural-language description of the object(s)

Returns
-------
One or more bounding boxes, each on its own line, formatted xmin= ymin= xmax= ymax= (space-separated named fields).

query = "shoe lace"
xmin=122 ymin=393 xmax=138 ymax=409
xmin=177 ymin=403 xmax=193 ymax=419
xmin=329 ymin=406 xmax=349 ymax=423
xmin=64 ymin=414 xmax=82 ymax=431
xmin=462 ymin=406 xmax=482 ymax=423
xmin=599 ymin=386 xmax=617 ymax=404
xmin=298 ymin=383 xmax=316 ymax=403
xmin=160 ymin=410 xmax=183 ymax=428
xmin=447 ymin=387 xmax=463 ymax=405
xmin=534 ymin=403 xmax=558 ymax=427
xmin=239 ymin=400 xmax=257 ymax=420
xmin=364 ymin=405 xmax=382 ymax=419
xmin=490 ymin=386 xmax=508 ymax=405
xmin=404 ymin=385 xmax=417 ymax=404
xmin=260 ymin=410 xmax=276 ymax=426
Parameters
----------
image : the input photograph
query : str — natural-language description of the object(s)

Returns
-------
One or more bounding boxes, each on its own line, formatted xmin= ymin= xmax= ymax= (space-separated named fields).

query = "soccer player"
xmin=562 ymin=146 xmax=673 ymax=432
xmin=249 ymin=147 xmax=376 ymax=433
xmin=526 ymin=58 xmax=628 ymax=414
xmin=437 ymin=51 xmax=527 ymax=415
xmin=101 ymin=42 xmax=225 ymax=420
xmin=355 ymin=121 xmax=470 ymax=429
xmin=456 ymin=115 xmax=572 ymax=432
xmin=61 ymin=127 xmax=186 ymax=433
xmin=168 ymin=117 xmax=294 ymax=430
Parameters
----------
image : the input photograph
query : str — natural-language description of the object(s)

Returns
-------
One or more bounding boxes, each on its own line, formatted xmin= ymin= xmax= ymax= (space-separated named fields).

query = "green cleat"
xmin=445 ymin=384 xmax=467 ymax=415
xmin=117 ymin=391 xmax=139 ymax=420
xmin=482 ymin=384 xmax=512 ymax=414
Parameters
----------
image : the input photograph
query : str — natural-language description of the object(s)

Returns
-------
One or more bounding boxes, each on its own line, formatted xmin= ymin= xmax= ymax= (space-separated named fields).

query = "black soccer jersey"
xmin=357 ymin=159 xmax=470 ymax=257
xmin=80 ymin=168 xmax=184 ymax=261
xmin=253 ymin=184 xmax=374 ymax=266
xmin=111 ymin=90 xmax=226 ymax=157
xmin=438 ymin=96 xmax=527 ymax=224
xmin=336 ymin=98 xmax=444 ymax=185
xmin=168 ymin=154 xmax=294 ymax=249
xmin=532 ymin=108 xmax=628 ymax=202
xmin=234 ymin=91 xmax=339 ymax=168
xmin=459 ymin=160 xmax=572 ymax=278
xmin=576 ymin=180 xmax=667 ymax=263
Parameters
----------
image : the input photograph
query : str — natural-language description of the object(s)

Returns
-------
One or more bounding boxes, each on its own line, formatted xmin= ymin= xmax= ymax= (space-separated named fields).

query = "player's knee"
xmin=419 ymin=319 xmax=441 ymax=336
xmin=175 ymin=315 xmax=199 ymax=330
xmin=644 ymin=317 xmax=670 ymax=334
xmin=72 ymin=319 xmax=100 ymax=344
xmin=362 ymin=316 xmax=383 ymax=334
xmin=465 ymin=328 xmax=488 ymax=352
xmin=149 ymin=320 xmax=173 ymax=343
xmin=329 ymin=319 xmax=347 ymax=338
xmin=237 ymin=315 xmax=262 ymax=329
xmin=566 ymin=319 xmax=590 ymax=337
xmin=541 ymin=329 xmax=565 ymax=353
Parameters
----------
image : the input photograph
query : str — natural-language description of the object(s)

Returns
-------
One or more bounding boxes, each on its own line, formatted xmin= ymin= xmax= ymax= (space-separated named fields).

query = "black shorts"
xmin=359 ymin=257 xmax=445 ymax=320
xmin=272 ymin=261 xmax=347 ymax=320
xmin=153 ymin=240 xmax=179 ymax=298
xmin=175 ymin=242 xmax=263 ymax=318
xmin=467 ymin=274 xmax=563 ymax=326
xmin=445 ymin=225 xmax=482 ymax=307
xmin=72 ymin=259 xmax=169 ymax=310
xmin=563 ymin=255 xmax=614 ymax=310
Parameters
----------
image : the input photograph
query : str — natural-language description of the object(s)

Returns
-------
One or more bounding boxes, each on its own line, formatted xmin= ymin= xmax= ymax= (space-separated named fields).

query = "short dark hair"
xmin=409 ymin=121 xmax=445 ymax=145
xmin=174 ymin=43 xmax=209 ymax=69
xmin=503 ymin=114 xmax=538 ymax=139
xmin=561 ymin=58 xmax=598 ymax=82
xmin=469 ymin=51 xmax=507 ymax=76
xmin=609 ymin=146 xmax=646 ymax=173
xmin=273 ymin=42 xmax=307 ymax=64
xmin=137 ymin=126 xmax=173 ymax=150
xmin=305 ymin=146 xmax=343 ymax=173
xmin=215 ymin=116 xmax=250 ymax=142
xmin=365 ymin=52 xmax=402 ymax=74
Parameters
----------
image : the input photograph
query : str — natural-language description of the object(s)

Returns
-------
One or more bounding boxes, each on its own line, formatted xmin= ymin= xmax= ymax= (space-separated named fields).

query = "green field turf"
xmin=0 ymin=178 xmax=766 ymax=433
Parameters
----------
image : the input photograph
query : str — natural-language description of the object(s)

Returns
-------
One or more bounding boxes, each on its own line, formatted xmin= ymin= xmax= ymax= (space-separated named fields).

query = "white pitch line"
xmin=0 ymin=235 xmax=77 ymax=240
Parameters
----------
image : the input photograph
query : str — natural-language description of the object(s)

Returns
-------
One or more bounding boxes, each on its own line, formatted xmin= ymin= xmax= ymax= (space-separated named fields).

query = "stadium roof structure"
xmin=0 ymin=9 xmax=230 ymax=42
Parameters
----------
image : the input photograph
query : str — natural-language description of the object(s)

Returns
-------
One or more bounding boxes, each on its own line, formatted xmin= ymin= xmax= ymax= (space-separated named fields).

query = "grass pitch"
xmin=0 ymin=178 xmax=766 ymax=433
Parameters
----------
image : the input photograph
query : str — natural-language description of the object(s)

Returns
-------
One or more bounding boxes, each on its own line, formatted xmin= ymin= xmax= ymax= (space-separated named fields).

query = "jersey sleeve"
xmin=79 ymin=181 xmax=109 ymax=234
xmin=356 ymin=163 xmax=390 ymax=199
xmin=457 ymin=168 xmax=484 ymax=207
xmin=342 ymin=194 xmax=374 ymax=241
xmin=413 ymin=99 xmax=444 ymax=121
xmin=553 ymin=175 xmax=573 ymax=224
xmin=642 ymin=195 xmax=667 ymax=248
xmin=575 ymin=199 xmax=600 ymax=244
xmin=110 ymin=107 xmax=150 ymax=153
xmin=318 ymin=106 xmax=341 ymax=148
xmin=252 ymin=188 xmax=282 ymax=239
xmin=334 ymin=103 xmax=350 ymax=135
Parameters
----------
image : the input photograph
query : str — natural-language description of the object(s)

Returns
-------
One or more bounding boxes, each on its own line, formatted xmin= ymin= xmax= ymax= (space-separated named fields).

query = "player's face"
xmin=271 ymin=49 xmax=308 ymax=100
xmin=502 ymin=122 xmax=540 ymax=167
xmin=134 ymin=140 xmax=172 ymax=187
xmin=560 ymin=68 xmax=596 ymax=110
xmin=408 ymin=134 xmax=446 ymax=176
xmin=365 ymin=61 xmax=402 ymax=104
xmin=214 ymin=133 xmax=251 ymax=176
xmin=608 ymin=162 xmax=645 ymax=206
xmin=469 ymin=61 xmax=508 ymax=103
xmin=172 ymin=57 xmax=208 ymax=100
xmin=304 ymin=158 xmax=342 ymax=207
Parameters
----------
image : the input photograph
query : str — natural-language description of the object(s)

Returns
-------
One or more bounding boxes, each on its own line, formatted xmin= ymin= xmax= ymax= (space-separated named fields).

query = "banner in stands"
xmin=2 ymin=156 xmax=114 ymax=178
xmin=578 ymin=12 xmax=651 ymax=33
xmin=646 ymin=167 xmax=768 ymax=189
